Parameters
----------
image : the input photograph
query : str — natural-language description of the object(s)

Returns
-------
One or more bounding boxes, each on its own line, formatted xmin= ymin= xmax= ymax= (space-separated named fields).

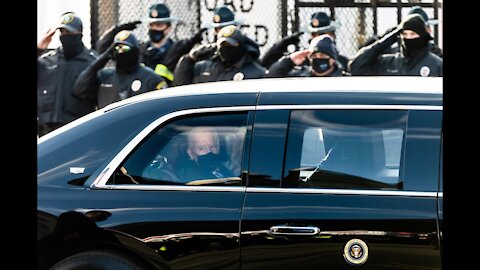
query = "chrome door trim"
xmin=246 ymin=187 xmax=438 ymax=197
xmin=256 ymin=105 xmax=442 ymax=111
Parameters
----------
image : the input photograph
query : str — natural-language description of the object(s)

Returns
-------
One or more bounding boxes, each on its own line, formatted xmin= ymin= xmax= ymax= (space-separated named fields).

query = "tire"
xmin=50 ymin=250 xmax=146 ymax=270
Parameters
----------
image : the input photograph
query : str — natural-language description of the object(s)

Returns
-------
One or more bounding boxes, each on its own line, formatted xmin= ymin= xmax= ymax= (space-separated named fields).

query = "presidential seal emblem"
xmin=131 ymin=80 xmax=142 ymax=92
xmin=420 ymin=66 xmax=431 ymax=77
xmin=233 ymin=72 xmax=244 ymax=81
xmin=343 ymin=239 xmax=368 ymax=265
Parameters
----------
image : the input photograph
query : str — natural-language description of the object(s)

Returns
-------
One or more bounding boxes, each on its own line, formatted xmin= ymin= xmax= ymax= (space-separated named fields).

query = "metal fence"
xmin=90 ymin=0 xmax=442 ymax=58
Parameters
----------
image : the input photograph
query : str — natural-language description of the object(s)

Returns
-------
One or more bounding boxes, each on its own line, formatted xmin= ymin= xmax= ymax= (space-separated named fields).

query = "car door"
xmin=86 ymin=109 xmax=255 ymax=270
xmin=241 ymin=106 xmax=442 ymax=270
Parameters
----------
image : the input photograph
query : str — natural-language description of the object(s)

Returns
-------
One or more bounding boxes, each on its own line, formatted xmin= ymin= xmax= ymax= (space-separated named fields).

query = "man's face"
xmin=189 ymin=131 xmax=219 ymax=160
xmin=401 ymin=30 xmax=420 ymax=39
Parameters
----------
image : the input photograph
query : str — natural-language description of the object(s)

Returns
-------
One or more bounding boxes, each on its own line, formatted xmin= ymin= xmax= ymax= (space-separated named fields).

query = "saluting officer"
xmin=74 ymin=30 xmax=166 ymax=108
xmin=261 ymin=11 xmax=349 ymax=72
xmin=267 ymin=34 xmax=347 ymax=78
xmin=37 ymin=12 xmax=98 ymax=136
xmin=173 ymin=25 xmax=265 ymax=86
xmin=95 ymin=3 xmax=206 ymax=86
xmin=349 ymin=14 xmax=442 ymax=77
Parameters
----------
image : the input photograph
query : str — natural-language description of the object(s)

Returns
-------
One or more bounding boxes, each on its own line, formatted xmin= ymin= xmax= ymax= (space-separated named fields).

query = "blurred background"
xmin=37 ymin=0 xmax=442 ymax=59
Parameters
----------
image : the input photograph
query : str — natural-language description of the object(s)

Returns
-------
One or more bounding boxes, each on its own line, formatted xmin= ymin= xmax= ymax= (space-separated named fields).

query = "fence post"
xmin=433 ymin=0 xmax=439 ymax=45
xmin=372 ymin=0 xmax=378 ymax=35
xmin=90 ymin=0 xmax=98 ymax=49
xmin=281 ymin=0 xmax=288 ymax=37
xmin=396 ymin=1 xmax=402 ymax=24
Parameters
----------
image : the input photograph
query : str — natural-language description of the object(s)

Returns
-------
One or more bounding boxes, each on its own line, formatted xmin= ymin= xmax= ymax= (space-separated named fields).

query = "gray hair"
xmin=187 ymin=127 xmax=220 ymax=150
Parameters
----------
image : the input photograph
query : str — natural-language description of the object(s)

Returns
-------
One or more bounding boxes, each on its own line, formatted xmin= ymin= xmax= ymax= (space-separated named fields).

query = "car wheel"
xmin=50 ymin=250 xmax=146 ymax=270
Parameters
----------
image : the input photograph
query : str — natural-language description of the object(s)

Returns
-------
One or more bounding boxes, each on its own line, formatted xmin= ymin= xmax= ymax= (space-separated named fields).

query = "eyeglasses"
xmin=114 ymin=44 xmax=132 ymax=54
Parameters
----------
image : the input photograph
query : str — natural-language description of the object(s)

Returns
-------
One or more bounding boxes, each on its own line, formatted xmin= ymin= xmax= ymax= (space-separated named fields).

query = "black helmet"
xmin=307 ymin=12 xmax=339 ymax=34
xmin=57 ymin=12 xmax=83 ymax=33
xmin=113 ymin=30 xmax=139 ymax=49
xmin=147 ymin=3 xmax=174 ymax=23
xmin=211 ymin=6 xmax=237 ymax=28
xmin=408 ymin=6 xmax=439 ymax=25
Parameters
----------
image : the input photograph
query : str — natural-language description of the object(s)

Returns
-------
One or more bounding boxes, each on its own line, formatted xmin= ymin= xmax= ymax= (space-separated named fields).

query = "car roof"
xmin=39 ymin=77 xmax=442 ymax=144
xmin=104 ymin=76 xmax=442 ymax=110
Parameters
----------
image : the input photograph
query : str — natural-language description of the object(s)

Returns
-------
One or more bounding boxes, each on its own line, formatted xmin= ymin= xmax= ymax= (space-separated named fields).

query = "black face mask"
xmin=114 ymin=49 xmax=139 ymax=74
xmin=60 ymin=34 xmax=83 ymax=58
xmin=310 ymin=58 xmax=331 ymax=74
xmin=149 ymin=29 xmax=165 ymax=43
xmin=218 ymin=46 xmax=244 ymax=66
xmin=402 ymin=37 xmax=427 ymax=57
xmin=197 ymin=152 xmax=222 ymax=169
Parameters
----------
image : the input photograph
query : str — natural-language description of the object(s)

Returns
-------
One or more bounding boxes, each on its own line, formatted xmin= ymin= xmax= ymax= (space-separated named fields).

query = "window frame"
xmin=91 ymin=106 xmax=255 ymax=191
xmin=91 ymin=104 xmax=441 ymax=195
xmin=283 ymin=109 xmax=409 ymax=190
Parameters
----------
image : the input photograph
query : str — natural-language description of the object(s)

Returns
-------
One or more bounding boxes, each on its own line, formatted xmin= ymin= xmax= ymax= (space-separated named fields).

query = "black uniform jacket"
xmin=37 ymin=47 xmax=98 ymax=126
xmin=173 ymin=37 xmax=266 ymax=86
xmin=349 ymin=30 xmax=442 ymax=77
xmin=74 ymin=64 xmax=165 ymax=109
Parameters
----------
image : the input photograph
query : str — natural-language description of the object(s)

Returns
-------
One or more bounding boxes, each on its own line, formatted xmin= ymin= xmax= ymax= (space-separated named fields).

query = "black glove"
xmin=188 ymin=43 xmax=216 ymax=61
xmin=96 ymin=21 xmax=142 ymax=54
xmin=279 ymin=31 xmax=304 ymax=48
xmin=379 ymin=26 xmax=400 ymax=39
xmin=116 ymin=20 xmax=142 ymax=32
xmin=190 ymin=28 xmax=208 ymax=44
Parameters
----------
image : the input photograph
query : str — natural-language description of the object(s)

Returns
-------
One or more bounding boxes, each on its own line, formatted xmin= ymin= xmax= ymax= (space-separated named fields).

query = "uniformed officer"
xmin=189 ymin=5 xmax=241 ymax=63
xmin=267 ymin=34 xmax=347 ymax=78
xmin=37 ymin=12 xmax=98 ymax=136
xmin=261 ymin=11 xmax=349 ymax=71
xmin=349 ymin=14 xmax=442 ymax=77
xmin=402 ymin=6 xmax=442 ymax=58
xmin=140 ymin=3 xmax=206 ymax=85
xmin=95 ymin=3 xmax=206 ymax=86
xmin=74 ymin=30 xmax=166 ymax=108
xmin=173 ymin=25 xmax=265 ymax=86
xmin=360 ymin=6 xmax=442 ymax=58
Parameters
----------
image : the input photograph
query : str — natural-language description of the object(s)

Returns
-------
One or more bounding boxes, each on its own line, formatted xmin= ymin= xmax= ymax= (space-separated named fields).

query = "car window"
xmin=107 ymin=112 xmax=249 ymax=186
xmin=283 ymin=110 xmax=408 ymax=190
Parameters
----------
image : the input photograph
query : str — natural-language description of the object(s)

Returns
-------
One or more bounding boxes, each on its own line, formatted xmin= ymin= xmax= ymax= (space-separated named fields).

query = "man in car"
xmin=181 ymin=127 xmax=234 ymax=182
xmin=267 ymin=34 xmax=347 ymax=78
xmin=349 ymin=13 xmax=442 ymax=77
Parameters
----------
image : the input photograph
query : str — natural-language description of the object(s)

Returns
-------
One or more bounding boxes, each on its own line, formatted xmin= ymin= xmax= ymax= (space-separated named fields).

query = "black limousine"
xmin=38 ymin=76 xmax=443 ymax=270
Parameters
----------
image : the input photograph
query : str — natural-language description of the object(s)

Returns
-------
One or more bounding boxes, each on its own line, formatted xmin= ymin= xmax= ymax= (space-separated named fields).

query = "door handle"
xmin=269 ymin=225 xmax=320 ymax=236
